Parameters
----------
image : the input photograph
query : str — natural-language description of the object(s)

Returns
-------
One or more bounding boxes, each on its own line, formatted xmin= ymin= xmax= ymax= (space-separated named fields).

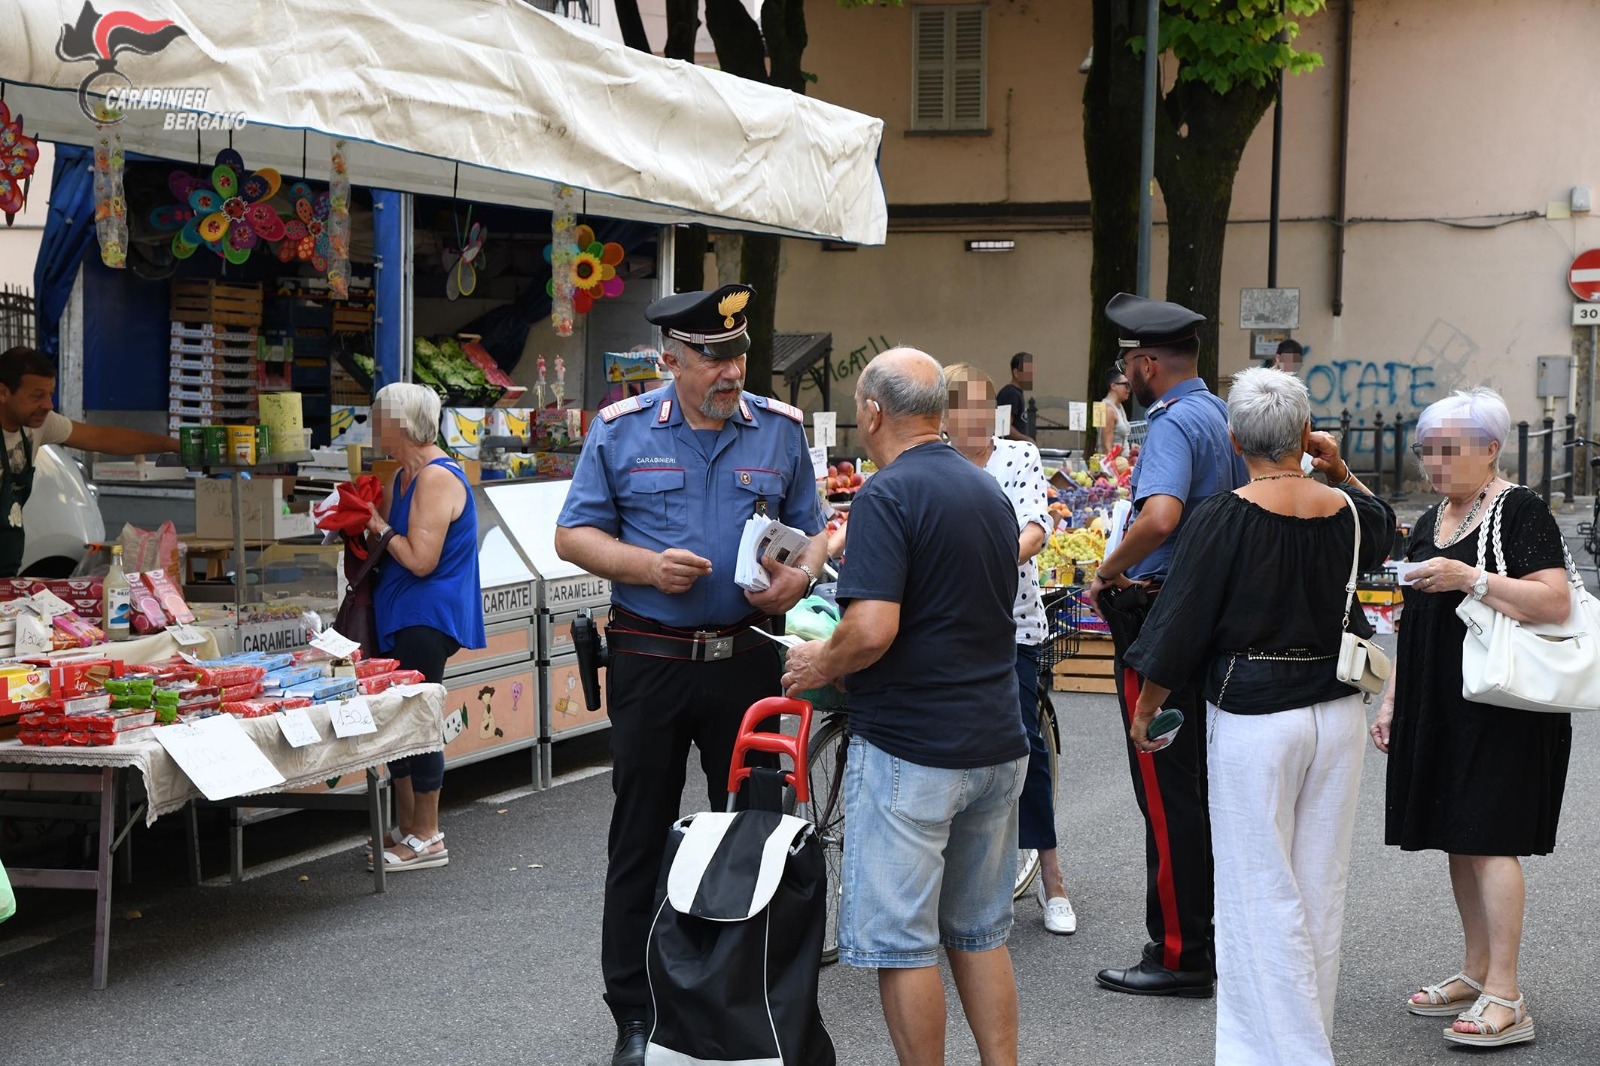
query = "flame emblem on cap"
xmin=718 ymin=289 xmax=750 ymax=329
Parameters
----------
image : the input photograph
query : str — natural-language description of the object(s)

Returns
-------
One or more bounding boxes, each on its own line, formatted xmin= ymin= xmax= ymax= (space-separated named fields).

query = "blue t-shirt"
xmin=835 ymin=442 xmax=1027 ymax=769
xmin=1126 ymin=378 xmax=1248 ymax=582
xmin=374 ymin=459 xmax=488 ymax=651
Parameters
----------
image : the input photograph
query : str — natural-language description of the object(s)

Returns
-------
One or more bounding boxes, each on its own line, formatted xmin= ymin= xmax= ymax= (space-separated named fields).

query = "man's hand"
xmin=744 ymin=557 xmax=810 ymax=615
xmin=1087 ymin=572 xmax=1133 ymax=618
xmin=781 ymin=639 xmax=831 ymax=697
xmin=649 ymin=548 xmax=713 ymax=594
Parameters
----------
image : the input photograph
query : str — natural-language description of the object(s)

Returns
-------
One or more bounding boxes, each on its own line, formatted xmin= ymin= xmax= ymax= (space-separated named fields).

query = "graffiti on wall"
xmin=798 ymin=334 xmax=892 ymax=394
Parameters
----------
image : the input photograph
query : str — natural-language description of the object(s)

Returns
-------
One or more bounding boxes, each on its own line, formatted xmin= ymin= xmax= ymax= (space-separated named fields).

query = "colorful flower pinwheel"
xmin=153 ymin=149 xmax=284 ymax=264
xmin=544 ymin=224 xmax=626 ymax=314
xmin=275 ymin=181 xmax=335 ymax=272
xmin=0 ymin=101 xmax=41 ymax=218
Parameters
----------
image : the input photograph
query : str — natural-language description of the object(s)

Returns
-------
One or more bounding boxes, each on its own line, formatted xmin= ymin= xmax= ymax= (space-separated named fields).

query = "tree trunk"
xmin=663 ymin=0 xmax=700 ymax=61
xmin=741 ymin=233 xmax=781 ymax=394
xmin=1082 ymin=1 xmax=1144 ymax=406
xmin=1155 ymin=79 xmax=1274 ymax=389
xmin=611 ymin=0 xmax=652 ymax=53
xmin=674 ymin=225 xmax=707 ymax=293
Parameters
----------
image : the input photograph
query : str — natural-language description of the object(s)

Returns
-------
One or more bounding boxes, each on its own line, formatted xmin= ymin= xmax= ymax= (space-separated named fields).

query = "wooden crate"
xmin=331 ymin=305 xmax=374 ymax=333
xmin=170 ymin=280 xmax=264 ymax=328
xmin=1052 ymin=634 xmax=1119 ymax=694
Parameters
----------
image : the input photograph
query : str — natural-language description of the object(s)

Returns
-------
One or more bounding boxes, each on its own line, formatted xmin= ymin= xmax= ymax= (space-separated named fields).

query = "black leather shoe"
xmin=611 ymin=1020 xmax=649 ymax=1066
xmin=1096 ymin=958 xmax=1215 ymax=998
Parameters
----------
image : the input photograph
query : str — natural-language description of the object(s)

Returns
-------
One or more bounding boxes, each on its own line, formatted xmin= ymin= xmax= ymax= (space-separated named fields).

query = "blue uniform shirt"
xmin=557 ymin=384 xmax=825 ymax=628
xmin=1126 ymin=377 xmax=1248 ymax=582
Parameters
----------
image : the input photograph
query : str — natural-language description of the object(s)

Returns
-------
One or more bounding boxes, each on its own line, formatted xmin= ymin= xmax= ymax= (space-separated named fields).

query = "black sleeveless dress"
xmin=1384 ymin=486 xmax=1572 ymax=856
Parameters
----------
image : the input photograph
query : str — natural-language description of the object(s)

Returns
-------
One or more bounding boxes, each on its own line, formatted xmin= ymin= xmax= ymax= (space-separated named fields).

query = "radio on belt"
xmin=571 ymin=610 xmax=609 ymax=711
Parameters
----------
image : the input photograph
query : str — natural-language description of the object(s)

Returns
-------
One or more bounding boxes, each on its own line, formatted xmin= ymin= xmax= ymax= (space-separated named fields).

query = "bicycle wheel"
xmin=1013 ymin=688 xmax=1060 ymax=900
xmin=800 ymin=716 xmax=849 ymax=966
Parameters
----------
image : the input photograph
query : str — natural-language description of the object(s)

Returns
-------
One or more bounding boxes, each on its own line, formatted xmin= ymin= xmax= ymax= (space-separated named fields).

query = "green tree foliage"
xmin=1086 ymin=0 xmax=1324 ymax=397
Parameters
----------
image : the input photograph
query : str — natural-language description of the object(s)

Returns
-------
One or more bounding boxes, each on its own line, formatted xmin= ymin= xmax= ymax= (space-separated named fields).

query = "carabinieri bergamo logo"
xmin=55 ymin=2 xmax=246 ymax=130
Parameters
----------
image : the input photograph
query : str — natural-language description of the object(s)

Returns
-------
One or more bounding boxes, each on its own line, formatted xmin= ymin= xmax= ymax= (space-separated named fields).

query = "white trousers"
xmin=1208 ymin=695 xmax=1367 ymax=1066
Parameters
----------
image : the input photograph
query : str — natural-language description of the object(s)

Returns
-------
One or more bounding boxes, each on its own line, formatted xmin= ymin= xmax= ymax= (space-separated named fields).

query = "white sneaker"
xmin=1037 ymin=880 xmax=1078 ymax=935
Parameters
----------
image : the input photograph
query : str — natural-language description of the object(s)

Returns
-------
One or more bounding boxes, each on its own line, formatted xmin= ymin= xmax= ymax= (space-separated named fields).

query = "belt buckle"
xmin=694 ymin=630 xmax=734 ymax=662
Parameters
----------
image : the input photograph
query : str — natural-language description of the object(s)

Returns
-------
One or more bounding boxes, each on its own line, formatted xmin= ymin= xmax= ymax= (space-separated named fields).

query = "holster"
xmin=571 ymin=610 xmax=610 ymax=711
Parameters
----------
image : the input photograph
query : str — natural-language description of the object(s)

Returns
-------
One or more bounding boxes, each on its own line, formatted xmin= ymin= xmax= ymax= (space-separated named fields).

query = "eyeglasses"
xmin=1114 ymin=353 xmax=1156 ymax=375
xmin=1410 ymin=440 xmax=1484 ymax=460
xmin=1111 ymin=380 xmax=1130 ymax=389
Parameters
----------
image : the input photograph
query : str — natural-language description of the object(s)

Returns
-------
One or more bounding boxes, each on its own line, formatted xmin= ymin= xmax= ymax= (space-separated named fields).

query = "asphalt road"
xmin=2 ymin=500 xmax=1597 ymax=1065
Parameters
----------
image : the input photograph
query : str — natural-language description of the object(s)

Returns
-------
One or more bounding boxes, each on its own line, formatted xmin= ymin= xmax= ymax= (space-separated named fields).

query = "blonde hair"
xmin=943 ymin=362 xmax=995 ymax=408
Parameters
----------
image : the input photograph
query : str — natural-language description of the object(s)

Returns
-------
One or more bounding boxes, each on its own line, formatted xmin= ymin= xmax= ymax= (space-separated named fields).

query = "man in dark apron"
xmin=0 ymin=346 xmax=182 ymax=577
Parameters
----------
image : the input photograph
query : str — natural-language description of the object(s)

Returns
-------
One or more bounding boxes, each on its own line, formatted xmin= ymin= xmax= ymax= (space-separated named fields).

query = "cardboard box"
xmin=330 ymin=405 xmax=372 ymax=446
xmin=194 ymin=477 xmax=315 ymax=540
xmin=443 ymin=407 xmax=486 ymax=459
xmin=0 ymin=666 xmax=51 ymax=711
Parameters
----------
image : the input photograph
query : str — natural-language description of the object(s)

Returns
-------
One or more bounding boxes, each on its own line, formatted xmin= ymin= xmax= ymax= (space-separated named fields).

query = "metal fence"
xmin=0 ymin=285 xmax=34 ymax=352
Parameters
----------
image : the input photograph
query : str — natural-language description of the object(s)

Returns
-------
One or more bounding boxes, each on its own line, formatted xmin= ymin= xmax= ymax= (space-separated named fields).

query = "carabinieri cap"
xmin=645 ymin=284 xmax=756 ymax=360
xmin=1105 ymin=292 xmax=1205 ymax=350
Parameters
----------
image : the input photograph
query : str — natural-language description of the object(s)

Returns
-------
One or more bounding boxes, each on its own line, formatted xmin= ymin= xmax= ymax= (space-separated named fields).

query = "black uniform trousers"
xmin=1098 ymin=583 xmax=1215 ymax=976
xmin=600 ymin=634 xmax=782 ymax=1024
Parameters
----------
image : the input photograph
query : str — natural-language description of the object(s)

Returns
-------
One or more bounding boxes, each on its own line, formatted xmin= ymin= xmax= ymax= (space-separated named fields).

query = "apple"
xmin=849 ymin=473 xmax=864 ymax=487
xmin=838 ymin=460 xmax=854 ymax=476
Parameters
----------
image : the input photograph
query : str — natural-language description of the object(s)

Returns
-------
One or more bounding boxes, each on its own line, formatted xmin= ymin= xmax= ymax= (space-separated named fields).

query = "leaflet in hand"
xmin=734 ymin=515 xmax=812 ymax=592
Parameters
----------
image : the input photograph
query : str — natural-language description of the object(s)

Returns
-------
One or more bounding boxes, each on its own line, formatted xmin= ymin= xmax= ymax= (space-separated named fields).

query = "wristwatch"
xmin=796 ymin=563 xmax=820 ymax=597
xmin=1471 ymin=568 xmax=1490 ymax=600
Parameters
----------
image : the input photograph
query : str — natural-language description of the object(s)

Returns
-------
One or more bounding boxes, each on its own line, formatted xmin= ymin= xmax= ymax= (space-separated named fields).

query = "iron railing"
xmin=0 ymin=285 xmax=34 ymax=352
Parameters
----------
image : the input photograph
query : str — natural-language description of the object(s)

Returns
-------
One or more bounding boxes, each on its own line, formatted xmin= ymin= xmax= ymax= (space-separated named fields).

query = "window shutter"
xmin=912 ymin=8 xmax=949 ymax=130
xmin=949 ymin=8 xmax=986 ymax=130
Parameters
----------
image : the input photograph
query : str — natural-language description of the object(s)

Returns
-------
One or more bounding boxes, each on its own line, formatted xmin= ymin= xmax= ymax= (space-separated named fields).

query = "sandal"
xmin=367 ymin=832 xmax=448 ymax=872
xmin=1443 ymin=992 xmax=1535 ymax=1048
xmin=363 ymin=827 xmax=405 ymax=863
xmin=1407 ymin=971 xmax=1484 ymax=1017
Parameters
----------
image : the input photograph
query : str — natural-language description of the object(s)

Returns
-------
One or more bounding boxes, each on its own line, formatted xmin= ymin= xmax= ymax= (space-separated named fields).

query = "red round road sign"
xmin=1571 ymin=249 xmax=1600 ymax=301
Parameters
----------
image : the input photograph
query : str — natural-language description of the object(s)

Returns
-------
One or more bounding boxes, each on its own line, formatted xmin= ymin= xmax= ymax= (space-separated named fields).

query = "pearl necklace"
xmin=1250 ymin=472 xmax=1308 ymax=483
xmin=1434 ymin=480 xmax=1494 ymax=549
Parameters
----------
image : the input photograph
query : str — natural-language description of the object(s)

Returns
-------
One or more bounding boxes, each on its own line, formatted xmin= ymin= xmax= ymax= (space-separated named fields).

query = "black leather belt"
xmin=607 ymin=623 xmax=772 ymax=662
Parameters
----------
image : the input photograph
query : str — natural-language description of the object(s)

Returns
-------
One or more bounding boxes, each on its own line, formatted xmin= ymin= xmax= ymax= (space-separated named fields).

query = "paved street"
xmin=3 ymin=501 xmax=1598 ymax=1065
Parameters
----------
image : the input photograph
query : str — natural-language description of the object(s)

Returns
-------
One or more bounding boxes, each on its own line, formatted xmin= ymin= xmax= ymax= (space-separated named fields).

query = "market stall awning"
xmin=0 ymin=0 xmax=887 ymax=244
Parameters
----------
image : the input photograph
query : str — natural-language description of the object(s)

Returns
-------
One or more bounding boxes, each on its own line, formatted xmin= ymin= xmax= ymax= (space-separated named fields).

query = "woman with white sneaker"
xmin=1124 ymin=368 xmax=1394 ymax=1065
xmin=944 ymin=363 xmax=1077 ymax=935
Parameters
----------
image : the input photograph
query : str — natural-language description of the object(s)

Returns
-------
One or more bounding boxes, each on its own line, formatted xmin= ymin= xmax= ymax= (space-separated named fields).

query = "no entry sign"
xmin=1570 ymin=249 xmax=1600 ymax=301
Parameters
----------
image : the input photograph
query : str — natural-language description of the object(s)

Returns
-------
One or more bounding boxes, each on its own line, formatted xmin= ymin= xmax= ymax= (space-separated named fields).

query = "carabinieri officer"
xmin=554 ymin=284 xmax=828 ymax=1066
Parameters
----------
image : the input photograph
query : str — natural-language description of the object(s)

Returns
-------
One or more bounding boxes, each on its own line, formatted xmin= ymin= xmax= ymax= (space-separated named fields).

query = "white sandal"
xmin=1443 ymin=992 xmax=1535 ymax=1047
xmin=368 ymin=832 xmax=448 ymax=872
xmin=363 ymin=827 xmax=405 ymax=863
xmin=1407 ymin=971 xmax=1483 ymax=1017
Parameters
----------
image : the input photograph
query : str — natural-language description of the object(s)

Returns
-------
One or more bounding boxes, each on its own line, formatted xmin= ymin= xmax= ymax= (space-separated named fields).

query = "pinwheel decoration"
xmin=444 ymin=218 xmax=488 ymax=301
xmin=0 ymin=101 xmax=41 ymax=220
xmin=274 ymin=181 xmax=335 ymax=272
xmin=152 ymin=149 xmax=283 ymax=264
xmin=543 ymin=224 xmax=626 ymax=315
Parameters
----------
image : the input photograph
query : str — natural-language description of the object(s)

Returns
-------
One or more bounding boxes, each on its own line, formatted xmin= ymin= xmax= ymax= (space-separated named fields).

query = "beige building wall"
xmin=776 ymin=0 xmax=1600 ymax=453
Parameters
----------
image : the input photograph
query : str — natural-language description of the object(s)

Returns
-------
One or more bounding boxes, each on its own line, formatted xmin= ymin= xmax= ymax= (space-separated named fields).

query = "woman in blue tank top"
xmin=364 ymin=383 xmax=487 ymax=872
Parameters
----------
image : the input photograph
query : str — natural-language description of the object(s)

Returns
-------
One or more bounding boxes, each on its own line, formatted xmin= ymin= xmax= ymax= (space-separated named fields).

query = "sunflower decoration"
xmin=275 ymin=181 xmax=335 ymax=272
xmin=154 ymin=149 xmax=284 ymax=264
xmin=543 ymin=224 xmax=626 ymax=315
xmin=0 ymin=101 xmax=41 ymax=219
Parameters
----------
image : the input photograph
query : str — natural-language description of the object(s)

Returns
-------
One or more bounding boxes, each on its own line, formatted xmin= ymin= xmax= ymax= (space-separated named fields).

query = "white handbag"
xmin=1456 ymin=490 xmax=1600 ymax=714
xmin=1334 ymin=495 xmax=1391 ymax=700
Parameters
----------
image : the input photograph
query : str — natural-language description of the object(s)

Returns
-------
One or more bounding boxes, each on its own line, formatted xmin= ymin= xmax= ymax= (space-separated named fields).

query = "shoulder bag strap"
xmin=346 ymin=529 xmax=396 ymax=591
xmin=1342 ymin=493 xmax=1360 ymax=630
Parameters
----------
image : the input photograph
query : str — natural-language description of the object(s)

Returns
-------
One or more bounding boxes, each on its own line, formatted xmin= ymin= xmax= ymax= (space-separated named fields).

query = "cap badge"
xmin=717 ymin=289 xmax=750 ymax=329
xmin=739 ymin=471 xmax=752 ymax=485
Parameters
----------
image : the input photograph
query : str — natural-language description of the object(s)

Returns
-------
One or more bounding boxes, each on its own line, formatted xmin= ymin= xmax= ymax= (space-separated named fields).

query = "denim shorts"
xmin=838 ymin=736 xmax=1027 ymax=968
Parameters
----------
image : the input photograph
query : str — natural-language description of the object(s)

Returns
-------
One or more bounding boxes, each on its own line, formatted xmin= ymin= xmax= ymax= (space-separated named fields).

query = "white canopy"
xmin=0 ymin=0 xmax=887 ymax=244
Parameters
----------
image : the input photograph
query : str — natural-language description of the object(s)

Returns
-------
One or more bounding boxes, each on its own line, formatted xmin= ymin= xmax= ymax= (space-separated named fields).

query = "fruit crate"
xmin=331 ymin=305 xmax=374 ymax=333
xmin=1052 ymin=634 xmax=1117 ymax=694
xmin=330 ymin=362 xmax=371 ymax=405
xmin=169 ymin=281 xmax=263 ymax=328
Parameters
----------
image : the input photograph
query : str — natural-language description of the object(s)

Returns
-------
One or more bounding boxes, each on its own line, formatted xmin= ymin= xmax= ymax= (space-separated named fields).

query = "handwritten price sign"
xmin=329 ymin=697 xmax=377 ymax=738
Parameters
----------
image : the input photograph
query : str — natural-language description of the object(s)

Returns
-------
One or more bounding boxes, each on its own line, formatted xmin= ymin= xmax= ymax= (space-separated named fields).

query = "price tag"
xmin=27 ymin=590 xmax=74 ymax=618
xmin=310 ymin=627 xmax=361 ymax=659
xmin=809 ymin=445 xmax=829 ymax=481
xmin=1068 ymin=402 xmax=1088 ymax=431
xmin=1092 ymin=402 xmax=1106 ymax=429
xmin=276 ymin=706 xmax=324 ymax=748
xmin=155 ymin=715 xmax=286 ymax=801
xmin=812 ymin=411 xmax=837 ymax=448
xmin=16 ymin=613 xmax=52 ymax=655
xmin=328 ymin=697 xmax=377 ymax=738
xmin=170 ymin=623 xmax=208 ymax=647
xmin=994 ymin=407 xmax=1012 ymax=438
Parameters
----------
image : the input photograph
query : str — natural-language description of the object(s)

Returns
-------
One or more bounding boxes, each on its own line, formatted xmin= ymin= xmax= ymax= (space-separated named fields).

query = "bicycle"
xmin=797 ymin=587 xmax=1077 ymax=965
xmin=1573 ymin=441 xmax=1600 ymax=569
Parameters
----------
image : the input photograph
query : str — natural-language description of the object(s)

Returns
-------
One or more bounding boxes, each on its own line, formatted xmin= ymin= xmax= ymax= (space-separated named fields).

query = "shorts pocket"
xmin=890 ymin=757 xmax=965 ymax=831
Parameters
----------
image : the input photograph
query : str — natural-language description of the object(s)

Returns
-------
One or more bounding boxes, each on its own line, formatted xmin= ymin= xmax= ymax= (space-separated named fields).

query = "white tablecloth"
xmin=0 ymin=685 xmax=446 ymax=823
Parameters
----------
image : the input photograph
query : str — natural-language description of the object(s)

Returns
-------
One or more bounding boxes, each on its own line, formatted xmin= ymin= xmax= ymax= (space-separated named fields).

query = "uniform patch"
xmin=762 ymin=398 xmax=804 ymax=423
xmin=738 ymin=397 xmax=753 ymax=422
xmin=599 ymin=396 xmax=643 ymax=423
xmin=657 ymin=399 xmax=674 ymax=423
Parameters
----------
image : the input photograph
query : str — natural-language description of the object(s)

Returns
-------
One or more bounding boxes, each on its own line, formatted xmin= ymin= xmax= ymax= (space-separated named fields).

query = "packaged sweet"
xmin=95 ymin=725 xmax=155 ymax=746
xmin=357 ymin=669 xmax=424 ymax=695
xmin=263 ymin=664 xmax=329 ymax=691
xmin=195 ymin=664 xmax=268 ymax=688
xmin=283 ymin=676 xmax=358 ymax=702
xmin=140 ymin=570 xmax=195 ymax=626
xmin=52 ymin=611 xmax=106 ymax=647
xmin=51 ymin=658 xmax=123 ymax=697
xmin=354 ymin=657 xmax=400 ymax=678
xmin=63 ymin=693 xmax=113 ymax=715
xmin=124 ymin=574 xmax=170 ymax=634
xmin=103 ymin=678 xmax=156 ymax=700
xmin=223 ymin=699 xmax=283 ymax=718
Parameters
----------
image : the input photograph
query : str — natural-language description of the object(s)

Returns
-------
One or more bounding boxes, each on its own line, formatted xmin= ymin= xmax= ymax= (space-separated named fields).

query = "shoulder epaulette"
xmin=599 ymin=396 xmax=644 ymax=423
xmin=761 ymin=397 xmax=805 ymax=423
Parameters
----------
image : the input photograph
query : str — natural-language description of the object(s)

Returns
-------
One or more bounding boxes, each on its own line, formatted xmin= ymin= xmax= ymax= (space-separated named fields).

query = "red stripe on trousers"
xmin=1123 ymin=665 xmax=1184 ymax=971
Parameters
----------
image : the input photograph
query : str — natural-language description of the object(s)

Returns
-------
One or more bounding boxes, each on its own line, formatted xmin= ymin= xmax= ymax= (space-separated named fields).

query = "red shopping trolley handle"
xmin=727 ymin=696 xmax=814 ymax=805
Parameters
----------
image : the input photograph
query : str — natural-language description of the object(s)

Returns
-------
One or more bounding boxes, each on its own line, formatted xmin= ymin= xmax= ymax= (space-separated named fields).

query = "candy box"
xmin=52 ymin=612 xmax=106 ymax=647
xmin=124 ymin=573 xmax=170 ymax=635
xmin=51 ymin=658 xmax=124 ymax=698
xmin=0 ymin=667 xmax=50 ymax=711
xmin=354 ymin=658 xmax=399 ymax=678
xmin=284 ymin=676 xmax=358 ymax=702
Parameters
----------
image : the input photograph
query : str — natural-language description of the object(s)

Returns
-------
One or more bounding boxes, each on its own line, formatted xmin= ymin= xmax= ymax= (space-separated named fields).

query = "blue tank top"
xmin=373 ymin=458 xmax=487 ymax=651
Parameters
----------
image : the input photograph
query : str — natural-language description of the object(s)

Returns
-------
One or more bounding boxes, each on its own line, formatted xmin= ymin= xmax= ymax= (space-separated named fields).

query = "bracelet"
xmin=1337 ymin=469 xmax=1359 ymax=487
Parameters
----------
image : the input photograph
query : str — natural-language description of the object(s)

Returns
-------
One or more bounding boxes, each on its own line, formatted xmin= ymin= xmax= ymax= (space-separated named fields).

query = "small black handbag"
xmin=332 ymin=530 xmax=395 ymax=657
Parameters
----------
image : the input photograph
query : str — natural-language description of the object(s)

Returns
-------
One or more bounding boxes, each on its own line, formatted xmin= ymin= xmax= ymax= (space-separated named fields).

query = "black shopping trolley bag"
xmin=644 ymin=808 xmax=836 ymax=1065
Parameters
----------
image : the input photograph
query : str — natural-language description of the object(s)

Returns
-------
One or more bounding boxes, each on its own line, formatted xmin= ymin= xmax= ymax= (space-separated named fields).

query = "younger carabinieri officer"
xmin=554 ymin=285 xmax=828 ymax=1066
xmin=1086 ymin=293 xmax=1247 ymax=999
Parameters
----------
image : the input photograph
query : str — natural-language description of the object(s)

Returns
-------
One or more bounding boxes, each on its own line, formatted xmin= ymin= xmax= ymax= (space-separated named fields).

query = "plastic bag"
xmin=119 ymin=522 xmax=181 ymax=584
xmin=785 ymin=595 xmax=840 ymax=642
xmin=0 ymin=856 xmax=15 ymax=923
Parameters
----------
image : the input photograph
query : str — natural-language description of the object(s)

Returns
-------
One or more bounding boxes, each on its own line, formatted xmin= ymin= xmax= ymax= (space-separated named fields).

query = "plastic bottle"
xmin=103 ymin=545 xmax=133 ymax=641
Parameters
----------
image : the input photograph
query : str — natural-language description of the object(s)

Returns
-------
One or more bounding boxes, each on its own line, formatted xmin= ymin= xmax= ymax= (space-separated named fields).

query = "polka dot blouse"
xmin=984 ymin=437 xmax=1050 ymax=645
